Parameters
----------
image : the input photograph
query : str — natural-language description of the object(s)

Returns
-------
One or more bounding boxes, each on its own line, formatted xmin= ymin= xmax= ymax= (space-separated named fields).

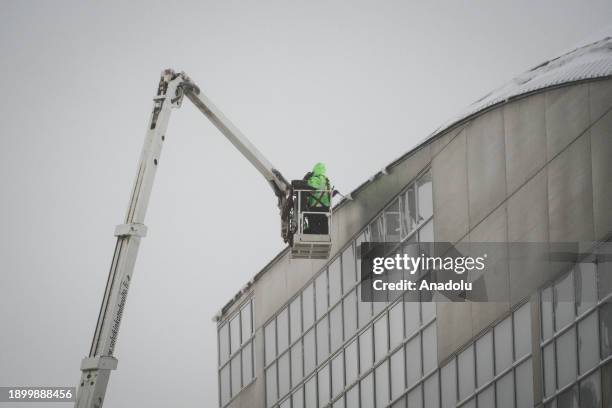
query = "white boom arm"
xmin=75 ymin=69 xmax=290 ymax=408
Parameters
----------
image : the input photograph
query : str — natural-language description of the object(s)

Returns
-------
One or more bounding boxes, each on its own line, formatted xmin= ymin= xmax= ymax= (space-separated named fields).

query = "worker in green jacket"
xmin=303 ymin=162 xmax=331 ymax=234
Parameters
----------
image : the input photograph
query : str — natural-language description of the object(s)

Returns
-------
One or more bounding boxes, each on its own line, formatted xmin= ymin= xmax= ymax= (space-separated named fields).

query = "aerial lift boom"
xmin=74 ymin=69 xmax=330 ymax=408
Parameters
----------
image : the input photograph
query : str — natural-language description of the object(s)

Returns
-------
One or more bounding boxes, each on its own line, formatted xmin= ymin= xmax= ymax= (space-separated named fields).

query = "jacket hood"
xmin=312 ymin=162 xmax=326 ymax=176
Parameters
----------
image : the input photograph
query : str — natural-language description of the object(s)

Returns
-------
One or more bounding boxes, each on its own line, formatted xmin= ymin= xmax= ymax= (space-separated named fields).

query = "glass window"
xmin=542 ymin=287 xmax=554 ymax=340
xmin=556 ymin=327 xmax=577 ymax=389
xmin=219 ymin=323 xmax=230 ymax=365
xmin=407 ymin=385 xmax=422 ymax=408
xmin=290 ymin=296 xmax=302 ymax=344
xmin=389 ymin=302 xmax=404 ymax=350
xmin=345 ymin=340 xmax=359 ymax=386
xmin=242 ymin=341 xmax=253 ymax=386
xmin=303 ymin=283 xmax=315 ymax=330
xmin=333 ymin=396 xmax=345 ymax=408
xmin=343 ymin=288 xmax=358 ymax=339
xmin=558 ymin=385 xmax=579 ymax=408
xmin=317 ymin=316 xmax=330 ymax=364
xmin=342 ymin=244 xmax=356 ymax=293
xmin=576 ymin=263 xmax=597 ymax=315
xmin=406 ymin=334 xmax=422 ymax=387
xmin=476 ymin=331 xmax=493 ymax=387
xmin=494 ymin=316 xmax=513 ymax=375
xmin=422 ymin=323 xmax=437 ymax=374
xmin=330 ymin=303 xmax=343 ymax=352
xmin=458 ymin=345 xmax=475 ymax=400
xmin=477 ymin=385 xmax=494 ymax=408
xmin=305 ymin=376 xmax=317 ymax=408
xmin=417 ymin=171 xmax=433 ymax=222
xmin=346 ymin=384 xmax=359 ymax=408
xmin=423 ymin=372 xmax=439 ymax=408
xmin=280 ymin=397 xmax=290 ymax=408
xmin=385 ymin=198 xmax=401 ymax=241
xmin=332 ymin=352 xmax=344 ymax=398
xmin=421 ymin=301 xmax=435 ymax=323
xmin=392 ymin=396 xmax=406 ymax=408
xmin=578 ymin=311 xmax=599 ymax=375
xmin=543 ymin=342 xmax=556 ymax=397
xmin=278 ymin=352 xmax=290 ymax=398
xmin=278 ymin=308 xmax=289 ymax=354
xmin=579 ymin=370 xmax=601 ymax=408
xmin=265 ymin=319 xmax=276 ymax=365
xmin=370 ymin=215 xmax=385 ymax=242
xmin=220 ymin=364 xmax=230 ymax=406
xmin=597 ymin=257 xmax=612 ymax=300
xmin=358 ymin=282 xmax=373 ymax=328
xmin=496 ymin=371 xmax=514 ymax=408
xmin=441 ymin=359 xmax=457 ymax=408
xmin=401 ymin=185 xmax=417 ymax=238
xmin=292 ymin=387 xmax=304 ymax=408
xmin=515 ymin=359 xmax=533 ymax=408
xmin=266 ymin=363 xmax=277 ymax=406
xmin=554 ymin=272 xmax=575 ymax=331
xmin=361 ymin=373 xmax=374 ymax=408
xmin=600 ymin=302 xmax=612 ymax=359
xmin=304 ymin=329 xmax=316 ymax=375
xmin=318 ymin=364 xmax=330 ymax=408
xmin=404 ymin=300 xmax=420 ymax=337
xmin=374 ymin=315 xmax=389 ymax=362
xmin=513 ymin=303 xmax=532 ymax=359
xmin=360 ymin=327 xmax=373 ymax=373
xmin=241 ymin=301 xmax=252 ymax=344
xmin=390 ymin=347 xmax=405 ymax=401
xmin=291 ymin=341 xmax=303 ymax=388
xmin=316 ymin=271 xmax=328 ymax=319
xmin=356 ymin=232 xmax=367 ymax=278
xmin=329 ymin=258 xmax=342 ymax=306
xmin=375 ymin=360 xmax=390 ymax=408
xmin=230 ymin=315 xmax=241 ymax=355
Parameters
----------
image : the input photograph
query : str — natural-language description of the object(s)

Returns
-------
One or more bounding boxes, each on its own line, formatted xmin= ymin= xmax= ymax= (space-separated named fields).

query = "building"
xmin=215 ymin=36 xmax=612 ymax=408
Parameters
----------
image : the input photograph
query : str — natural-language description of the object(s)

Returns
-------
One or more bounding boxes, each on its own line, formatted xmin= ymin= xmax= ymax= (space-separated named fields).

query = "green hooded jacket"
xmin=306 ymin=162 xmax=331 ymax=208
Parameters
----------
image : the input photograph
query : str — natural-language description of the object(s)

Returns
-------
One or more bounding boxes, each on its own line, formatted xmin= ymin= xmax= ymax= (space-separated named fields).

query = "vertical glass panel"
xmin=303 ymin=283 xmax=315 ymax=330
xmin=421 ymin=301 xmax=435 ymax=323
xmin=290 ymin=296 xmax=302 ymax=344
xmin=494 ymin=316 xmax=513 ymax=375
xmin=407 ymin=385 xmax=423 ymax=408
xmin=513 ymin=302 xmax=532 ymax=359
xmin=557 ymin=385 xmax=579 ymax=408
xmin=360 ymin=373 xmax=374 ymax=408
xmin=359 ymin=327 xmax=373 ymax=373
xmin=374 ymin=315 xmax=389 ymax=362
xmin=373 ymin=293 xmax=387 ymax=315
xmin=556 ymin=327 xmax=577 ymax=389
xmin=401 ymin=185 xmax=417 ymax=239
xmin=604 ymin=361 xmax=612 ymax=408
xmin=292 ymin=387 xmax=304 ymax=408
xmin=390 ymin=347 xmax=405 ymax=401
xmin=476 ymin=331 xmax=494 ymax=387
xmin=333 ymin=396 xmax=345 ymax=408
xmin=318 ymin=364 xmax=330 ymax=408
xmin=404 ymin=300 xmax=420 ymax=337
xmin=305 ymin=376 xmax=317 ymax=408
xmin=358 ymin=284 xmax=373 ymax=328
xmin=422 ymin=323 xmax=437 ymax=374
xmin=345 ymin=340 xmax=359 ymax=386
xmin=331 ymin=352 xmax=344 ymax=398
xmin=265 ymin=319 xmax=277 ymax=365
xmin=370 ymin=215 xmax=385 ymax=243
xmin=220 ymin=364 xmax=230 ymax=406
xmin=280 ymin=397 xmax=291 ymax=408
xmin=330 ymin=303 xmax=343 ymax=352
xmin=543 ymin=342 xmax=556 ymax=397
xmin=542 ymin=287 xmax=554 ymax=340
xmin=554 ymin=272 xmax=575 ymax=331
xmin=317 ymin=316 xmax=330 ymax=364
xmin=418 ymin=219 xmax=434 ymax=243
xmin=304 ymin=329 xmax=316 ymax=375
xmin=600 ymin=302 xmax=612 ymax=359
xmin=576 ymin=263 xmax=597 ymax=315
xmin=316 ymin=271 xmax=329 ymax=320
xmin=495 ymin=371 xmax=514 ymax=408
xmin=241 ymin=301 xmax=252 ymax=344
xmin=219 ymin=323 xmax=230 ymax=365
xmin=578 ymin=310 xmax=599 ymax=375
xmin=375 ymin=360 xmax=390 ymax=408
xmin=230 ymin=315 xmax=241 ymax=355
xmin=342 ymin=244 xmax=356 ymax=293
xmin=579 ymin=370 xmax=601 ymax=408
xmin=343 ymin=289 xmax=358 ymax=339
xmin=278 ymin=308 xmax=289 ymax=354
xmin=440 ymin=359 xmax=457 ymax=408
xmin=458 ymin=345 xmax=475 ymax=400
xmin=423 ymin=372 xmax=439 ymax=408
xmin=356 ymin=232 xmax=367 ymax=278
xmin=392 ymin=395 xmax=406 ymax=408
xmin=346 ymin=384 xmax=359 ymax=408
xmin=279 ymin=352 xmax=290 ymax=398
xmin=329 ymin=257 xmax=342 ymax=306
xmin=515 ymin=358 xmax=534 ymax=408
xmin=266 ymin=363 xmax=278 ymax=406
xmin=406 ymin=334 xmax=422 ymax=387
xmin=477 ymin=385 xmax=494 ymax=408
xmin=462 ymin=399 xmax=476 ymax=408
xmin=389 ymin=302 xmax=404 ymax=350
xmin=597 ymin=257 xmax=612 ymax=300
xmin=385 ymin=198 xmax=401 ymax=241
xmin=242 ymin=341 xmax=253 ymax=386
xmin=291 ymin=341 xmax=303 ymax=388
xmin=417 ymin=171 xmax=433 ymax=221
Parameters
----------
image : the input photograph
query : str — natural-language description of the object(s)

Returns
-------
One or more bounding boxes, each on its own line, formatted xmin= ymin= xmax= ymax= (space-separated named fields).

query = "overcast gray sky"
xmin=1 ymin=1 xmax=611 ymax=407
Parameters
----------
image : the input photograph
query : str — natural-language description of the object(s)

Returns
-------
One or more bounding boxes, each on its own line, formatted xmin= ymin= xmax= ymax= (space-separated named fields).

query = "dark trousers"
xmin=305 ymin=207 xmax=329 ymax=234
